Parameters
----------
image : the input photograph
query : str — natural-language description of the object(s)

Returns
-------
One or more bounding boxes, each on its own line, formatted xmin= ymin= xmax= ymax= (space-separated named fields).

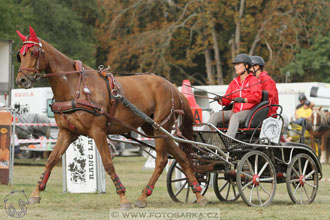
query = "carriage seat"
xmin=244 ymin=90 xmax=270 ymax=128
xmin=216 ymin=90 xmax=270 ymax=129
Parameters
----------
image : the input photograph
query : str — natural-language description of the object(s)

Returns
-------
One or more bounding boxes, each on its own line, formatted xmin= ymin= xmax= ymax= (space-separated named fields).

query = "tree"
xmin=0 ymin=0 xmax=100 ymax=87
xmin=281 ymin=34 xmax=330 ymax=82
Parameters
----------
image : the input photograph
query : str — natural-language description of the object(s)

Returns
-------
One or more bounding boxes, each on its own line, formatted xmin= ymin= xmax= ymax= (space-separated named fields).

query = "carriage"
xmin=116 ymin=87 xmax=322 ymax=207
xmin=165 ymin=94 xmax=322 ymax=207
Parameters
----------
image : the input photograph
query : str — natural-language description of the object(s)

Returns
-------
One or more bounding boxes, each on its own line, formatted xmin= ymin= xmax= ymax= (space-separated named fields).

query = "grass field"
xmin=1 ymin=156 xmax=329 ymax=220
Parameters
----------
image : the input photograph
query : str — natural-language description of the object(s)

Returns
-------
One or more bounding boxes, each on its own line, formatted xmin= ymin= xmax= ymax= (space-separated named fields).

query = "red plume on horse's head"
xmin=28 ymin=26 xmax=39 ymax=43
xmin=16 ymin=30 xmax=26 ymax=42
xmin=16 ymin=26 xmax=40 ymax=55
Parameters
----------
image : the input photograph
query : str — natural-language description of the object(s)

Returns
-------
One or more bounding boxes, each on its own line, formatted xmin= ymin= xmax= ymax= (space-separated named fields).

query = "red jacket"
xmin=257 ymin=71 xmax=279 ymax=116
xmin=220 ymin=73 xmax=262 ymax=113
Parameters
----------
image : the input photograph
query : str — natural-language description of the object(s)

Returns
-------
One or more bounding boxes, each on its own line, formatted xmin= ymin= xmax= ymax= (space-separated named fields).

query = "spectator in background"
xmin=296 ymin=94 xmax=307 ymax=110
xmin=293 ymin=100 xmax=312 ymax=126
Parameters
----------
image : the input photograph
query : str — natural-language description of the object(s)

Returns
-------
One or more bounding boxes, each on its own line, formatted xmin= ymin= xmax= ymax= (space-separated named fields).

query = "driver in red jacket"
xmin=207 ymin=54 xmax=262 ymax=138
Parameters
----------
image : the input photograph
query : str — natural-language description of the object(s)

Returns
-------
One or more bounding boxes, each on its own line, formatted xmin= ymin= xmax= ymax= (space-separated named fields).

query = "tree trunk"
xmin=211 ymin=28 xmax=224 ymax=85
xmin=232 ymin=0 xmax=245 ymax=78
xmin=204 ymin=48 xmax=215 ymax=84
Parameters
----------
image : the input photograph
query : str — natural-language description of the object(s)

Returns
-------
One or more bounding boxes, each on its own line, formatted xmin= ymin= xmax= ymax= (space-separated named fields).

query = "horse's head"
xmin=311 ymin=107 xmax=329 ymax=132
xmin=16 ymin=26 xmax=47 ymax=88
xmin=311 ymin=110 xmax=321 ymax=132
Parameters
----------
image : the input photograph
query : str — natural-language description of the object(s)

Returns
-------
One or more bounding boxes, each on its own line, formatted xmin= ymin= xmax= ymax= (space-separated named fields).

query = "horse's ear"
xmin=319 ymin=106 xmax=322 ymax=111
xmin=29 ymin=26 xmax=39 ymax=43
xmin=16 ymin=30 xmax=26 ymax=42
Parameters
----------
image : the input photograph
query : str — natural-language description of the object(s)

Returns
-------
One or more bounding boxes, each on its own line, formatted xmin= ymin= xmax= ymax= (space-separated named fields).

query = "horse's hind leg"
xmin=135 ymin=135 xmax=207 ymax=208
xmin=135 ymin=137 xmax=168 ymax=208
xmin=166 ymin=139 xmax=207 ymax=206
xmin=90 ymin=128 xmax=131 ymax=209
xmin=29 ymin=129 xmax=77 ymax=204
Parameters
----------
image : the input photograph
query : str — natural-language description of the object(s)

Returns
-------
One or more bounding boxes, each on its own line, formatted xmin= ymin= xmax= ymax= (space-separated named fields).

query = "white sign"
xmin=64 ymin=136 xmax=105 ymax=193
xmin=259 ymin=117 xmax=283 ymax=144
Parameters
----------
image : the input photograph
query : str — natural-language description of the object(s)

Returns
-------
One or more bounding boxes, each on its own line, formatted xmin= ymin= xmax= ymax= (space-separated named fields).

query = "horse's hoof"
xmin=198 ymin=198 xmax=208 ymax=206
xmin=28 ymin=197 xmax=41 ymax=204
xmin=135 ymin=199 xmax=147 ymax=208
xmin=120 ymin=202 xmax=131 ymax=210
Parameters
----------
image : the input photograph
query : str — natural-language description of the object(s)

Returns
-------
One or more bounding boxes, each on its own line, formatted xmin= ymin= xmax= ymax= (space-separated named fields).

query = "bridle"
xmin=17 ymin=38 xmax=43 ymax=82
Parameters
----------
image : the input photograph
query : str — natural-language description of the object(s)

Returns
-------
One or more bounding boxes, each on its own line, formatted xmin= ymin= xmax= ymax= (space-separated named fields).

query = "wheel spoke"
xmin=249 ymin=184 xmax=255 ymax=203
xmin=259 ymin=183 xmax=271 ymax=197
xmin=298 ymin=158 xmax=302 ymax=174
xmin=174 ymin=181 xmax=188 ymax=197
xmin=175 ymin=165 xmax=184 ymax=173
xmin=232 ymin=181 xmax=238 ymax=198
xmin=225 ymin=180 xmax=231 ymax=200
xmin=256 ymin=185 xmax=262 ymax=205
xmin=219 ymin=181 xmax=229 ymax=193
xmin=247 ymin=160 xmax=254 ymax=175
xmin=254 ymin=155 xmax=259 ymax=174
xmin=300 ymin=185 xmax=303 ymax=204
xmin=241 ymin=180 xmax=253 ymax=191
xmin=259 ymin=177 xmax=274 ymax=182
xmin=185 ymin=185 xmax=190 ymax=203
xmin=171 ymin=177 xmax=187 ymax=183
xmin=241 ymin=171 xmax=253 ymax=179
xmin=289 ymin=178 xmax=300 ymax=183
xmin=292 ymin=167 xmax=300 ymax=177
xmin=305 ymin=170 xmax=315 ymax=179
xmin=293 ymin=182 xmax=301 ymax=196
xmin=304 ymin=181 xmax=316 ymax=189
xmin=302 ymin=159 xmax=309 ymax=175
xmin=258 ymin=162 xmax=269 ymax=177
xmin=303 ymin=185 xmax=310 ymax=201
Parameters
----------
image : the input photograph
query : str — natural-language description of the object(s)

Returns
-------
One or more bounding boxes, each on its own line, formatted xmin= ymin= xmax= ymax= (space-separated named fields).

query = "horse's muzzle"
xmin=16 ymin=75 xmax=32 ymax=88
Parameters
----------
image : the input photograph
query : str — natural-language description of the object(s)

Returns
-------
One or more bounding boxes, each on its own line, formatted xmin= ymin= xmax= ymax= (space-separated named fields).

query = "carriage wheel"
xmin=286 ymin=153 xmax=319 ymax=204
xmin=236 ymin=151 xmax=277 ymax=207
xmin=213 ymin=170 xmax=240 ymax=202
xmin=166 ymin=160 xmax=210 ymax=203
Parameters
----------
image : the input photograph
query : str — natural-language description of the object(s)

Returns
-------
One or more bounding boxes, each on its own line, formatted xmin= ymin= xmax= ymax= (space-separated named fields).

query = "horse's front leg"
xmin=90 ymin=128 xmax=131 ymax=209
xmin=29 ymin=128 xmax=77 ymax=204
xmin=320 ymin=130 xmax=330 ymax=164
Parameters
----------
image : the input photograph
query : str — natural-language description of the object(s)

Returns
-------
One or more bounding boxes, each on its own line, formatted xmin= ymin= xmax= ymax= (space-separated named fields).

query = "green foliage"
xmin=281 ymin=34 xmax=330 ymax=82
xmin=0 ymin=0 xmax=100 ymax=87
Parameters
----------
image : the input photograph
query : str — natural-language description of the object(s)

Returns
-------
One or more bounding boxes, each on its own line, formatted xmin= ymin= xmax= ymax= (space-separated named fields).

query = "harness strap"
xmin=159 ymin=86 xmax=184 ymax=137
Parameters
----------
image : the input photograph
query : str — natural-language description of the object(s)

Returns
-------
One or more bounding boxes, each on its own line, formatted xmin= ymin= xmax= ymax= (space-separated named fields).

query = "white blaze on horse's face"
xmin=312 ymin=111 xmax=320 ymax=132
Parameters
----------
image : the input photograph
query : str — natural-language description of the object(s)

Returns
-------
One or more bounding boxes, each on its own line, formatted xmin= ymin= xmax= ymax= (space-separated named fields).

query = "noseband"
xmin=18 ymin=40 xmax=43 ymax=83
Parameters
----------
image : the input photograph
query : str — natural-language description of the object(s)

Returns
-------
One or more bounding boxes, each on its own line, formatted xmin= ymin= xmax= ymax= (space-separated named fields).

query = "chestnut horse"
xmin=16 ymin=27 xmax=207 ymax=208
xmin=309 ymin=108 xmax=330 ymax=164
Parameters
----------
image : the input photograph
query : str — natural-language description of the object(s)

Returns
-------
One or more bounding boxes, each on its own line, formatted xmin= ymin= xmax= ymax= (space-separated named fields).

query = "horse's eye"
xmin=30 ymin=51 xmax=34 ymax=56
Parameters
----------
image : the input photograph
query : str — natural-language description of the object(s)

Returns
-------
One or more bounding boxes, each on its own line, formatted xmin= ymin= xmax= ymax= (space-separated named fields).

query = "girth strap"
xmin=51 ymin=99 xmax=104 ymax=115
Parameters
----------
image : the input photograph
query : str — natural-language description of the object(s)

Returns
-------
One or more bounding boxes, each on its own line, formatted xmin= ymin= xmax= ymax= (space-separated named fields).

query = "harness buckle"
xmin=111 ymin=89 xmax=120 ymax=99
